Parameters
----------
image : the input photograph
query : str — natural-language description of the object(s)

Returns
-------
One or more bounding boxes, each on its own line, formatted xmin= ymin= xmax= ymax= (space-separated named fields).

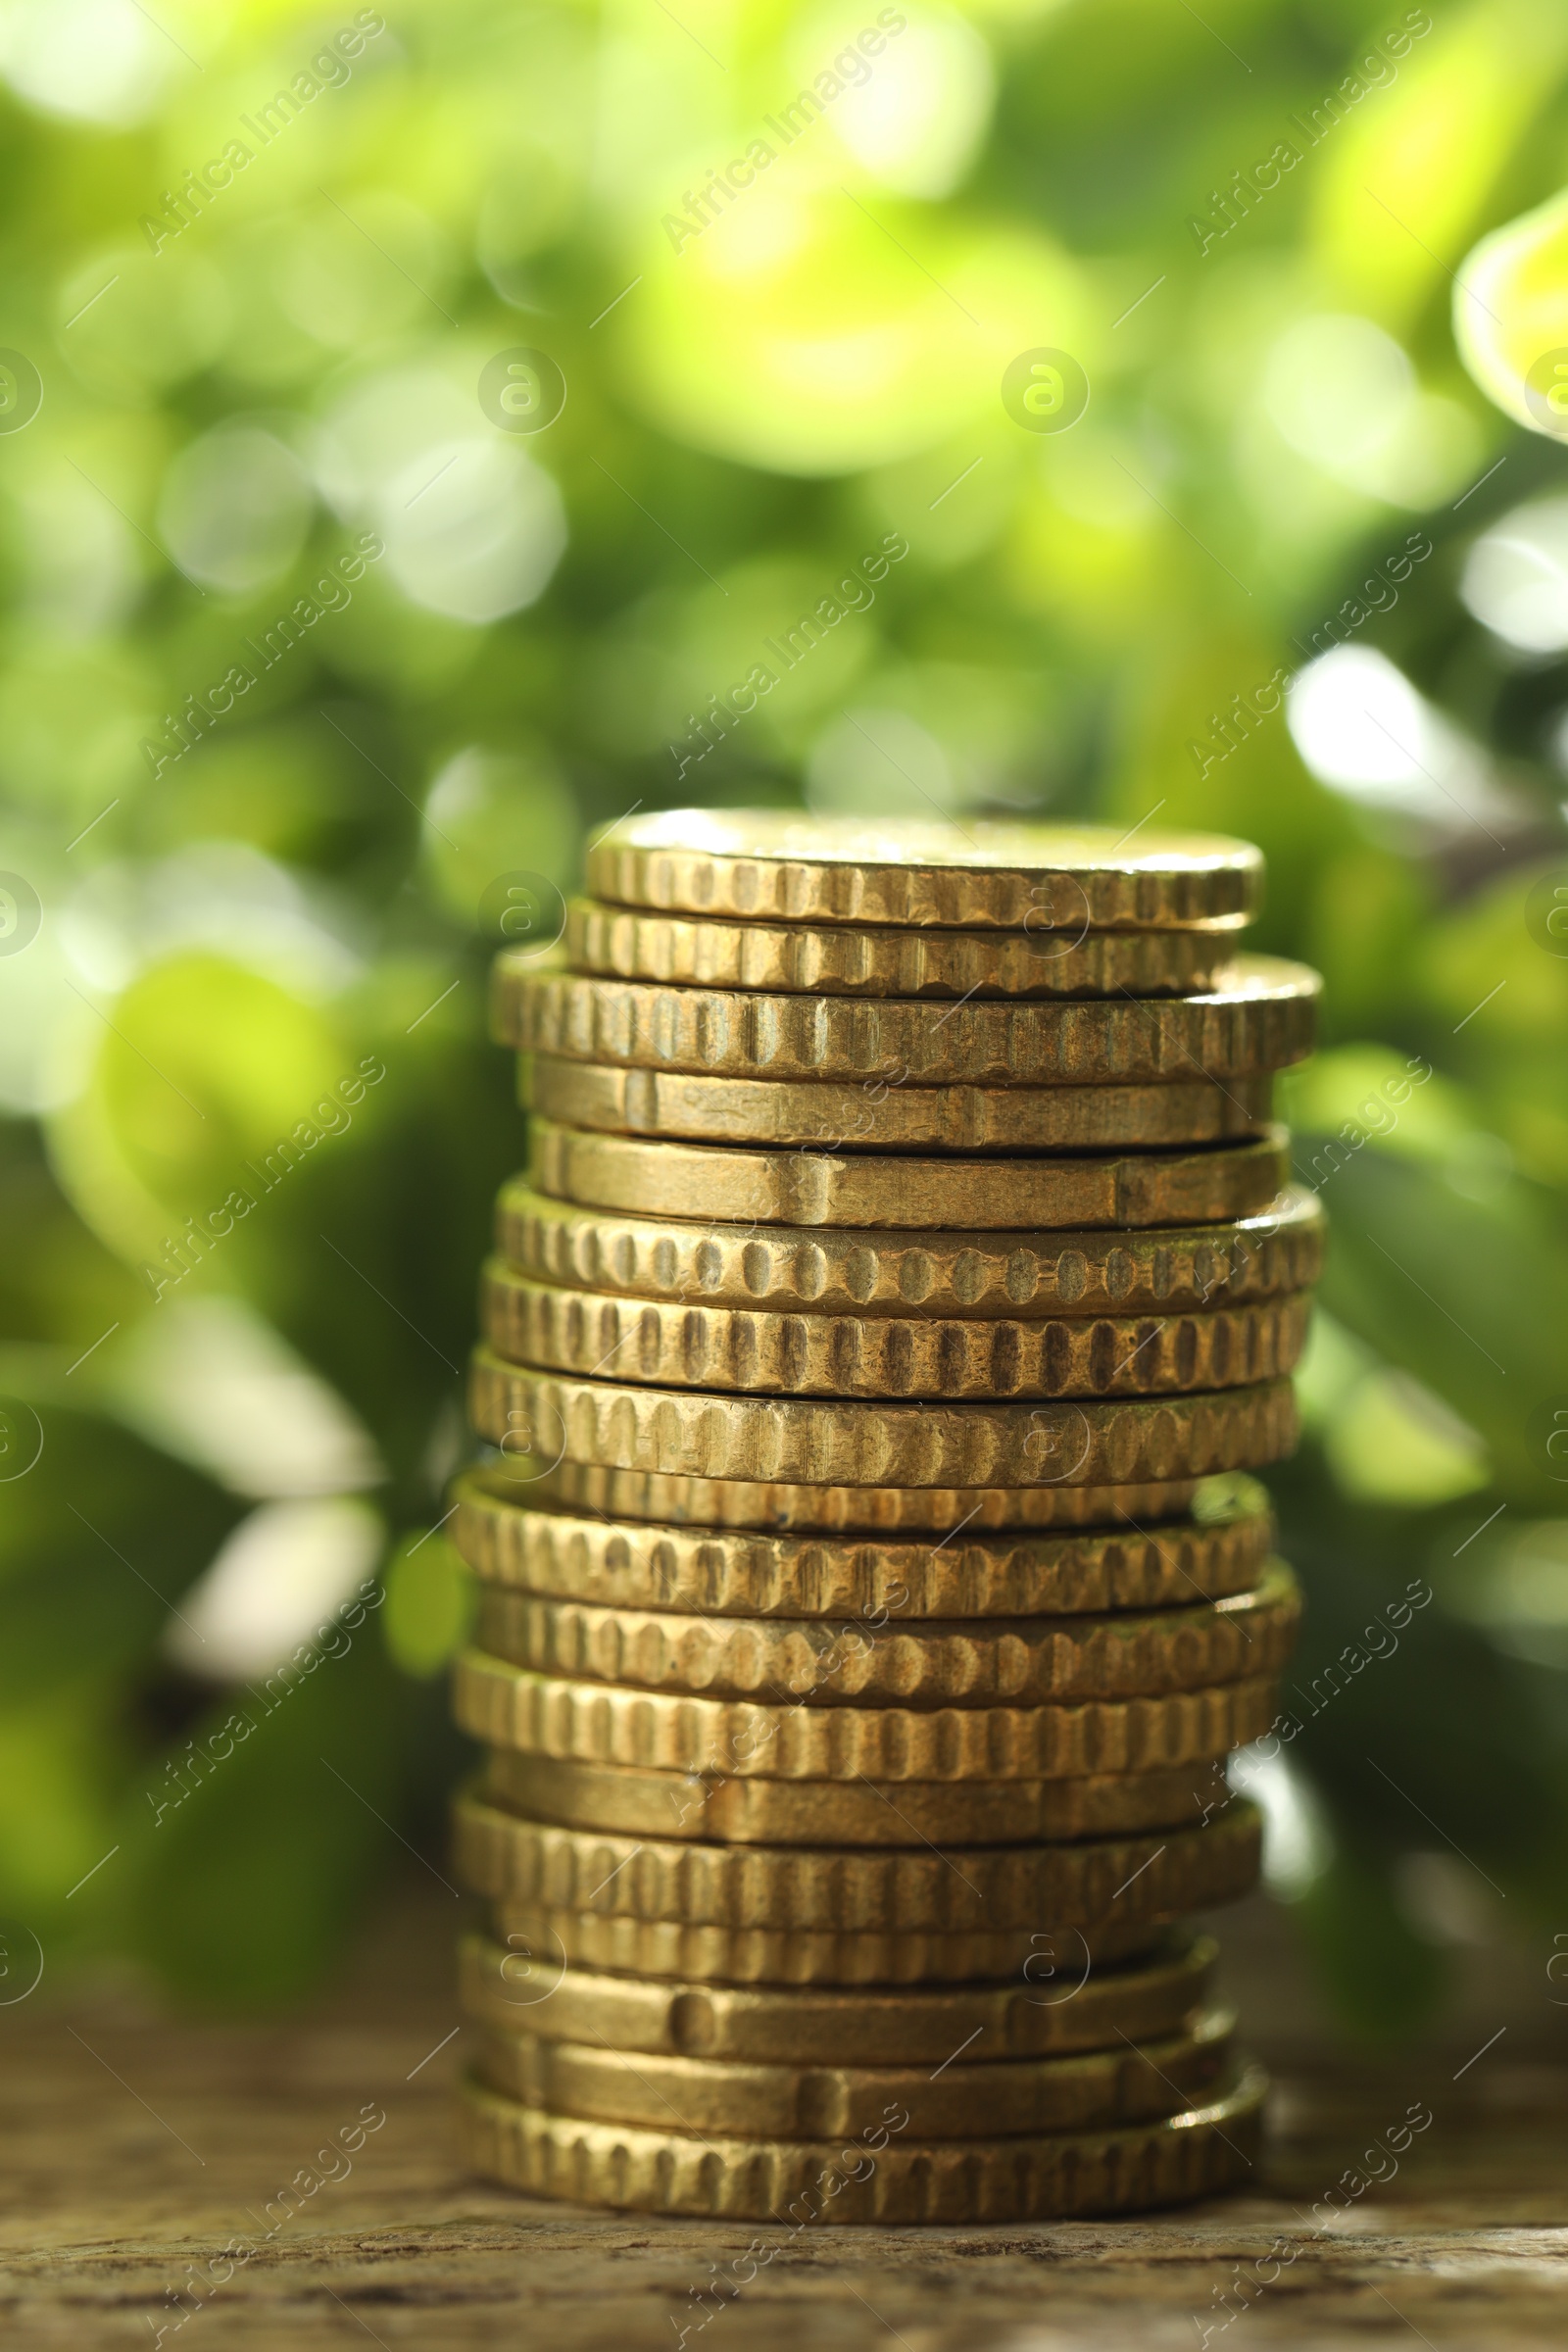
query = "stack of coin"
xmin=452 ymin=811 xmax=1321 ymax=2223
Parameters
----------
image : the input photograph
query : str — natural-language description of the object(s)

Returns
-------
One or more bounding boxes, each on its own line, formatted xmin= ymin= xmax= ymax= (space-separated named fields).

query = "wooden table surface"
xmin=5 ymin=1885 xmax=1565 ymax=2351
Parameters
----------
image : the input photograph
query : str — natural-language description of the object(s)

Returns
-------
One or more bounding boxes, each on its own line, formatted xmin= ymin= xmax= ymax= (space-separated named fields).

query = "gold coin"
xmin=497 ymin=1178 xmax=1324 ymax=1317
xmin=586 ymin=810 xmax=1262 ymax=932
xmin=454 ymin=1650 xmax=1279 ymax=1778
xmin=522 ymin=1054 xmax=1275 ymax=1150
xmin=460 ymin=2063 xmax=1267 ymax=2219
xmin=469 ymin=2006 xmax=1235 ymax=2139
xmin=529 ymin=1115 xmax=1291 ymax=1230
xmin=452 ymin=1473 xmax=1274 ymax=1614
xmin=564 ymin=898 xmax=1233 ymax=998
xmin=452 ymin=1788 xmax=1262 ymax=1929
xmin=460 ymin=1929 xmax=1217 ymax=2060
xmin=481 ymin=1264 xmax=1312 ymax=1400
xmin=469 ymin=1354 xmax=1298 ymax=1486
xmin=501 ymin=958 xmax=1318 ymax=1086
xmin=483 ymin=1749 xmax=1234 ymax=1844
xmin=487 ymin=1452 xmax=1205 ymax=1531
xmin=474 ymin=1560 xmax=1298 ymax=1705
xmin=487 ymin=1897 xmax=1171 ymax=1984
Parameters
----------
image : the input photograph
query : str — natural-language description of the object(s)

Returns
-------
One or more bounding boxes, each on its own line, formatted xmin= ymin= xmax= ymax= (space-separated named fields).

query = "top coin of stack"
xmin=454 ymin=809 xmax=1320 ymax=2225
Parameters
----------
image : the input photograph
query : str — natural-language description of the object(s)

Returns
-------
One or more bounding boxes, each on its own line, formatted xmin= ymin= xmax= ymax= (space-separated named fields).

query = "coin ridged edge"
xmin=501 ymin=960 xmax=1318 ymax=1085
xmin=451 ymin=1788 xmax=1262 ymax=1929
xmin=495 ymin=1179 xmax=1325 ymax=1316
xmin=469 ymin=1356 xmax=1299 ymax=1486
xmin=459 ymin=2063 xmax=1268 ymax=2219
xmin=481 ymin=1267 xmax=1312 ymax=1402
xmin=472 ymin=1560 xmax=1301 ymax=1705
xmin=563 ymin=899 xmax=1236 ymax=998
xmin=485 ymin=1899 xmax=1172 ymax=1985
xmin=585 ymin=817 xmax=1262 ymax=933
xmin=454 ymin=1649 xmax=1281 ymax=1777
xmin=451 ymin=1479 xmax=1275 ymax=1613
xmin=496 ymin=1457 xmax=1207 ymax=1532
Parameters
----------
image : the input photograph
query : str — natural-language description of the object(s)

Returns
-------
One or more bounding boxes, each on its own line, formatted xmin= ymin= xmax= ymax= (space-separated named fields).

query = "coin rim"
xmin=453 ymin=1652 xmax=1281 ymax=1778
xmin=481 ymin=1746 xmax=1236 ymax=1844
xmin=451 ymin=1787 xmax=1263 ymax=1928
xmin=563 ymin=897 xmax=1236 ymax=997
xmin=467 ymin=2004 xmax=1237 ymax=2136
xmin=494 ymin=1177 xmax=1325 ymax=1315
xmin=469 ymin=1354 xmax=1299 ymax=1486
xmin=523 ymin=1054 xmax=1277 ymax=1151
xmin=470 ymin=1558 xmax=1300 ymax=1705
xmin=527 ymin=1115 xmax=1293 ymax=1230
xmin=458 ymin=2061 xmax=1269 ymax=2219
xmin=586 ymin=813 xmax=1263 ymax=933
xmin=481 ymin=1264 xmax=1313 ymax=1401
xmin=500 ymin=956 xmax=1319 ymax=1084
xmin=458 ymin=1928 xmax=1219 ymax=2059
xmin=450 ymin=1477 xmax=1275 ymax=1614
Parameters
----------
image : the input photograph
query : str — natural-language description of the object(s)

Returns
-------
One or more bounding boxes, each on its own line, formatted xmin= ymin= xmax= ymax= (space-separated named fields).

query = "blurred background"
xmin=1 ymin=0 xmax=1566 ymax=2034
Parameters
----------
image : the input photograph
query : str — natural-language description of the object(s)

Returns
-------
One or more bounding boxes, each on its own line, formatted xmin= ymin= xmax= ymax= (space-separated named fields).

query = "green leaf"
xmin=0 ymin=1406 xmax=243 ymax=1700
xmin=1299 ymin=1145 xmax=1568 ymax=1498
xmin=120 ymin=1637 xmax=420 ymax=2009
xmin=382 ymin=1531 xmax=475 ymax=1678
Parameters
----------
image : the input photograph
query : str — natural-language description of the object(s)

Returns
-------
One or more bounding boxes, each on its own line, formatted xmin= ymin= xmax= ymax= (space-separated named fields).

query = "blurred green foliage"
xmin=1 ymin=0 xmax=1566 ymax=2029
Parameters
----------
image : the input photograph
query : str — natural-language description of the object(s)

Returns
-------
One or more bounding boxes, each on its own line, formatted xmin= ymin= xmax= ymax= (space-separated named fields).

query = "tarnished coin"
xmin=470 ymin=2005 xmax=1235 ymax=2138
xmin=496 ymin=1179 xmax=1324 ymax=1317
xmin=469 ymin=1353 xmax=1298 ymax=1486
xmin=461 ymin=2064 xmax=1266 ymax=2219
xmin=564 ymin=898 xmax=1233 ymax=998
xmin=500 ymin=959 xmax=1317 ymax=1086
xmin=451 ymin=1472 xmax=1274 ymax=1614
xmin=487 ymin=1897 xmax=1171 ymax=1985
xmin=528 ymin=1117 xmax=1292 ymax=1231
xmin=481 ymin=1263 xmax=1312 ymax=1400
xmin=461 ymin=2065 xmax=1266 ymax=2220
xmin=482 ymin=1749 xmax=1234 ymax=1844
xmin=452 ymin=1788 xmax=1262 ymax=1929
xmin=481 ymin=1451 xmax=1206 ymax=1532
xmin=473 ymin=1561 xmax=1298 ymax=1705
xmin=453 ymin=1649 xmax=1280 ymax=1778
xmin=522 ymin=1054 xmax=1275 ymax=1151
xmin=586 ymin=810 xmax=1262 ymax=932
xmin=460 ymin=1930 xmax=1218 ymax=2060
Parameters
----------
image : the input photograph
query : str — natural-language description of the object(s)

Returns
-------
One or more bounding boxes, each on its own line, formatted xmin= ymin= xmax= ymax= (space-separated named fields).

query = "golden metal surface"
xmin=501 ymin=959 xmax=1317 ymax=1086
xmin=456 ymin=1930 xmax=1217 ymax=2060
xmin=453 ymin=1648 xmax=1280 ymax=1779
xmin=451 ymin=1475 xmax=1273 ymax=1614
xmin=563 ymin=898 xmax=1233 ymax=997
xmin=451 ymin=1788 xmax=1262 ymax=1930
xmin=468 ymin=1354 xmax=1298 ymax=1486
xmin=522 ymin=1054 xmax=1275 ymax=1150
xmin=481 ymin=1748 xmax=1233 ymax=1844
xmin=481 ymin=1264 xmax=1311 ymax=1399
xmin=484 ymin=1897 xmax=1171 ymax=1985
xmin=479 ymin=1453 xmax=1206 ymax=1531
xmin=458 ymin=2064 xmax=1267 ymax=2220
xmin=472 ymin=1561 xmax=1298 ymax=1704
xmin=495 ymin=1179 xmax=1324 ymax=1315
xmin=527 ymin=1117 xmax=1292 ymax=1230
xmin=585 ymin=810 xmax=1262 ymax=931
xmin=469 ymin=2006 xmax=1235 ymax=2136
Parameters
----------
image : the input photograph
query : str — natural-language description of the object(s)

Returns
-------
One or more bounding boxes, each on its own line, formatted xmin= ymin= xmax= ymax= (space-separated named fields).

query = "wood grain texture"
xmin=4 ymin=1885 xmax=1565 ymax=2350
